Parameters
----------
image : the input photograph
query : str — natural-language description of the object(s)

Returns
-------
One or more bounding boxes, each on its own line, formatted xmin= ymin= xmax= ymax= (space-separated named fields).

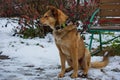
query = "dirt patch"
xmin=111 ymin=68 xmax=120 ymax=72
xmin=0 ymin=55 xmax=10 ymax=60
xmin=0 ymin=52 xmax=10 ymax=60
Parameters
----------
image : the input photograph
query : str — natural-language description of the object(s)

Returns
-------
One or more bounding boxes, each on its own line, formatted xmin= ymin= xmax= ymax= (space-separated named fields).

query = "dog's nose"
xmin=39 ymin=18 xmax=42 ymax=24
xmin=39 ymin=19 xmax=41 ymax=23
xmin=39 ymin=18 xmax=45 ymax=26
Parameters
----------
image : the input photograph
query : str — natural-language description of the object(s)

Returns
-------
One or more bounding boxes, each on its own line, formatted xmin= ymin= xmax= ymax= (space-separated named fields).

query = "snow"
xmin=0 ymin=18 xmax=120 ymax=80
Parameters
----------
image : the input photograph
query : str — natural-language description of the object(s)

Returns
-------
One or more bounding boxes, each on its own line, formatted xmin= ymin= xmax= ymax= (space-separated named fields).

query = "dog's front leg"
xmin=71 ymin=48 xmax=78 ymax=78
xmin=58 ymin=51 xmax=66 ymax=78
xmin=56 ymin=44 xmax=66 ymax=78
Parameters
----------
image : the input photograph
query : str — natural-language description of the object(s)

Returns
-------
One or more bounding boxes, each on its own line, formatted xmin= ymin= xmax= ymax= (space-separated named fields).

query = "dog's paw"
xmin=58 ymin=72 xmax=64 ymax=78
xmin=71 ymin=72 xmax=78 ymax=78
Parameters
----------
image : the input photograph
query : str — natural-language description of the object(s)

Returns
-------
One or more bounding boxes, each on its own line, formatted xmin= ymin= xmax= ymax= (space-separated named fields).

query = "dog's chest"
xmin=55 ymin=38 xmax=71 ymax=56
xmin=53 ymin=30 xmax=73 ymax=57
xmin=61 ymin=46 xmax=70 ymax=56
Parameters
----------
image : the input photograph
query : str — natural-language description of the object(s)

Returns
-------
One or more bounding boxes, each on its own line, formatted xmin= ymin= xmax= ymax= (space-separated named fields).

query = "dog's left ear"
xmin=47 ymin=6 xmax=58 ymax=18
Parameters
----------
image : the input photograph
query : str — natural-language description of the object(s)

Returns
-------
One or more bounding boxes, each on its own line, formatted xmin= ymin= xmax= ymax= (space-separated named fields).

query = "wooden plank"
xmin=100 ymin=23 xmax=120 ymax=26
xmin=99 ymin=10 xmax=120 ymax=17
xmin=100 ymin=4 xmax=120 ymax=10
xmin=90 ymin=26 xmax=120 ymax=30
xmin=100 ymin=0 xmax=120 ymax=3
xmin=100 ymin=18 xmax=120 ymax=21
xmin=99 ymin=18 xmax=120 ymax=24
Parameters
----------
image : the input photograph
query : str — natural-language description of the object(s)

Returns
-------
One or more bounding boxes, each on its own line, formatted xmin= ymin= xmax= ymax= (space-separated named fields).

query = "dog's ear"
xmin=47 ymin=6 xmax=58 ymax=18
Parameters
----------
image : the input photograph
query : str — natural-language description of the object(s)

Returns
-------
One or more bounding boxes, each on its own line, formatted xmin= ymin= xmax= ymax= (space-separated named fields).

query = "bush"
xmin=13 ymin=18 xmax=52 ymax=38
xmin=0 ymin=0 xmax=99 ymax=38
xmin=110 ymin=38 xmax=120 ymax=55
xmin=96 ymin=37 xmax=120 ymax=56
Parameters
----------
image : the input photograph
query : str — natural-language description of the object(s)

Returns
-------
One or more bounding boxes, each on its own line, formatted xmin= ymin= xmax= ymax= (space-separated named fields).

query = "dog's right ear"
xmin=47 ymin=6 xmax=58 ymax=18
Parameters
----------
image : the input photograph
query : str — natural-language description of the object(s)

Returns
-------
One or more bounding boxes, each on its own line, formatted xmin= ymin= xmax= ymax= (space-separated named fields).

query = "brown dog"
xmin=40 ymin=6 xmax=109 ymax=78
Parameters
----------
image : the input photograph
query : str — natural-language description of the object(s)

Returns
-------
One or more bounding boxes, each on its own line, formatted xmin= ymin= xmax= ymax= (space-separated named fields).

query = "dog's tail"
xmin=91 ymin=52 xmax=109 ymax=68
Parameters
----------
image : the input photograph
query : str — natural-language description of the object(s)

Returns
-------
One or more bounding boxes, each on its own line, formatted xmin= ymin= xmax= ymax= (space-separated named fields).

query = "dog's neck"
xmin=55 ymin=18 xmax=73 ymax=30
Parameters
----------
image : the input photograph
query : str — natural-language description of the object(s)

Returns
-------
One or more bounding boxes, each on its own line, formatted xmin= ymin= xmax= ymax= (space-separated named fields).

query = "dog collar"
xmin=55 ymin=24 xmax=66 ymax=30
xmin=55 ymin=18 xmax=72 ymax=30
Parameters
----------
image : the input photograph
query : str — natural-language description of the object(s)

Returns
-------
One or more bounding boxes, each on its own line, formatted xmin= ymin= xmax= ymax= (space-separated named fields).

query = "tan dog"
xmin=40 ymin=6 xmax=109 ymax=78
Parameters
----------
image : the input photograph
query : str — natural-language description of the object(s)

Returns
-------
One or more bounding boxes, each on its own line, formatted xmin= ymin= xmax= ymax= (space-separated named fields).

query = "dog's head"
xmin=40 ymin=6 xmax=68 ymax=30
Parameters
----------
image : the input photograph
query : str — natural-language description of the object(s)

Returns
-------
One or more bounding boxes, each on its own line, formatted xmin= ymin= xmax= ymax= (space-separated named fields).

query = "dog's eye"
xmin=44 ymin=16 xmax=48 ymax=18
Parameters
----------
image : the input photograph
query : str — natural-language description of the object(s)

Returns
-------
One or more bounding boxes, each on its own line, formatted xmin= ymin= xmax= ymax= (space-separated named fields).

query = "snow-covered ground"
xmin=0 ymin=18 xmax=120 ymax=80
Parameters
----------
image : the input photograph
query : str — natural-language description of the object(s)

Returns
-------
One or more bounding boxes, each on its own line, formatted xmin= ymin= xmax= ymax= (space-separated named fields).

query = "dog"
xmin=40 ymin=6 xmax=109 ymax=78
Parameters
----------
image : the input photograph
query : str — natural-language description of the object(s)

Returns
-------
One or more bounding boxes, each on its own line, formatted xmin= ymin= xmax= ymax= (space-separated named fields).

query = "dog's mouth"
xmin=40 ymin=24 xmax=48 ymax=27
xmin=39 ymin=20 xmax=48 ymax=26
xmin=40 ymin=22 xmax=50 ymax=27
xmin=41 ymin=23 xmax=47 ymax=26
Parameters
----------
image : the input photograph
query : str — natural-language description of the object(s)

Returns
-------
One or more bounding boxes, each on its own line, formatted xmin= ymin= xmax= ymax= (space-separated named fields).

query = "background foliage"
xmin=0 ymin=0 xmax=99 ymax=38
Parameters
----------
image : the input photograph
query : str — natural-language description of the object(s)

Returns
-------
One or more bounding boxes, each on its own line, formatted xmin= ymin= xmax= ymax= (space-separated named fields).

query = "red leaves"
xmin=1 ymin=0 xmax=100 ymax=38
xmin=0 ymin=0 xmax=99 ymax=23
xmin=84 ymin=0 xmax=88 ymax=6
xmin=21 ymin=15 xmax=30 ymax=20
